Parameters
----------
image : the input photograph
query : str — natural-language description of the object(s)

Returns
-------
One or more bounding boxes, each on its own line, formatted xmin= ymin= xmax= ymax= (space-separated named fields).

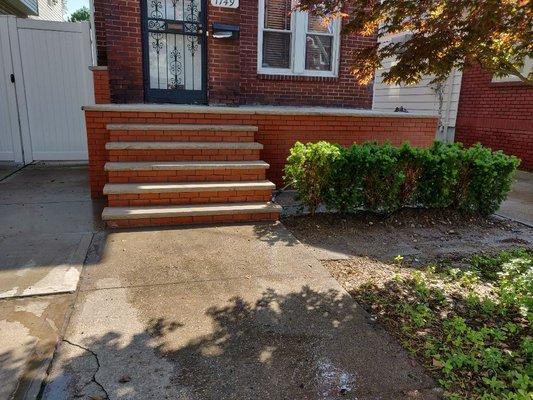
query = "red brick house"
xmin=455 ymin=62 xmax=533 ymax=171
xmin=92 ymin=0 xmax=377 ymax=106
xmin=85 ymin=0 xmax=438 ymax=227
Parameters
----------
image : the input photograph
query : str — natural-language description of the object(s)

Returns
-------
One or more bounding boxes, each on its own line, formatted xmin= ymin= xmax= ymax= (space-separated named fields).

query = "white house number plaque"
xmin=211 ymin=0 xmax=239 ymax=8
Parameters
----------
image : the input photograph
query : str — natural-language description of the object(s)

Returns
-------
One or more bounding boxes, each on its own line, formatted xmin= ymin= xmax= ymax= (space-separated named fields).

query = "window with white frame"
xmin=258 ymin=0 xmax=341 ymax=77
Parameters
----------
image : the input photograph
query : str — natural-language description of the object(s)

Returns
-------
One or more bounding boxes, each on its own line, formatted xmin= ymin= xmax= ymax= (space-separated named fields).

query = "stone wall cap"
xmin=82 ymin=103 xmax=438 ymax=119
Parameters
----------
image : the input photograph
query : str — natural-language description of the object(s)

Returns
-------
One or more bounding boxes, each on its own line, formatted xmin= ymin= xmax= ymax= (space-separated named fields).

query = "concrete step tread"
xmin=107 ymin=123 xmax=258 ymax=132
xmin=105 ymin=161 xmax=270 ymax=171
xmin=102 ymin=202 xmax=282 ymax=220
xmin=104 ymin=181 xmax=276 ymax=194
xmin=105 ymin=142 xmax=263 ymax=150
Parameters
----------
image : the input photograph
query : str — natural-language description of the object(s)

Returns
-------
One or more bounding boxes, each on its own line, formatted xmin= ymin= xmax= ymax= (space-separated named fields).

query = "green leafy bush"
xmin=284 ymin=142 xmax=342 ymax=213
xmin=284 ymin=141 xmax=519 ymax=215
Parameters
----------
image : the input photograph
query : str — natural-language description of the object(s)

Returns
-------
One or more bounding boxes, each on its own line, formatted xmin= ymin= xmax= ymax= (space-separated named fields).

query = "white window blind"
xmin=258 ymin=0 xmax=341 ymax=77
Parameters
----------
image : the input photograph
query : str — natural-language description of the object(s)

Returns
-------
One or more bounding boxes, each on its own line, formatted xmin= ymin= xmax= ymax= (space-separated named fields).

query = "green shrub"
xmin=284 ymin=141 xmax=520 ymax=215
xmin=284 ymin=141 xmax=342 ymax=213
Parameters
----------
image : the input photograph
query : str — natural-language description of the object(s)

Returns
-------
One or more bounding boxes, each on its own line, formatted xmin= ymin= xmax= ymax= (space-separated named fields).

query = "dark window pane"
xmin=264 ymin=0 xmax=292 ymax=30
xmin=305 ymin=34 xmax=332 ymax=71
xmin=263 ymin=31 xmax=291 ymax=68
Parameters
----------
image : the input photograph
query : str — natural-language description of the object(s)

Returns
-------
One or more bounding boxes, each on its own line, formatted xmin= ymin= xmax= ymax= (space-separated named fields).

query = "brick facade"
xmin=207 ymin=1 xmax=374 ymax=107
xmin=95 ymin=0 xmax=144 ymax=103
xmin=93 ymin=0 xmax=107 ymax=66
xmin=92 ymin=0 xmax=374 ymax=107
xmin=85 ymin=108 xmax=438 ymax=199
xmin=455 ymin=64 xmax=533 ymax=170
xmin=90 ymin=67 xmax=111 ymax=104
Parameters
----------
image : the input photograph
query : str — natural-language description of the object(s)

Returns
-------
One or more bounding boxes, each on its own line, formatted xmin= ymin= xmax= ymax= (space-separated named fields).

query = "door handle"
xmin=10 ymin=74 xmax=15 ymax=83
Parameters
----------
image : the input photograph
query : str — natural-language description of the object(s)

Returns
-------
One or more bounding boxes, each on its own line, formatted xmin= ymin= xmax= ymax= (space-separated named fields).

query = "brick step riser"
xmin=109 ymin=131 xmax=255 ymax=143
xmin=108 ymin=149 xmax=261 ymax=162
xmin=107 ymin=169 xmax=267 ymax=183
xmin=106 ymin=212 xmax=280 ymax=228
xmin=107 ymin=190 xmax=273 ymax=207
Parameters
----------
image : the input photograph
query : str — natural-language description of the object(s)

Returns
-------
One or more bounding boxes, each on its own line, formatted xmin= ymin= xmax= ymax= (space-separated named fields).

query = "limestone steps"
xmin=104 ymin=181 xmax=275 ymax=206
xmin=104 ymin=160 xmax=270 ymax=171
xmin=102 ymin=123 xmax=279 ymax=227
xmin=105 ymin=161 xmax=269 ymax=183
xmin=107 ymin=123 xmax=257 ymax=142
xmin=104 ymin=181 xmax=275 ymax=194
xmin=102 ymin=202 xmax=282 ymax=228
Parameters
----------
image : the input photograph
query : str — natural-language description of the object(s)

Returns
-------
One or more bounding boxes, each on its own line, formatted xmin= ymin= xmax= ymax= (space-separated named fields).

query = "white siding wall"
xmin=372 ymin=34 xmax=463 ymax=142
xmin=30 ymin=0 xmax=63 ymax=21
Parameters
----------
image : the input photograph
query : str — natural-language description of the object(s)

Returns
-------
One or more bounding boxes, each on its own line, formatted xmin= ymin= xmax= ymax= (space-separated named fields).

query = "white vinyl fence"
xmin=0 ymin=16 xmax=94 ymax=163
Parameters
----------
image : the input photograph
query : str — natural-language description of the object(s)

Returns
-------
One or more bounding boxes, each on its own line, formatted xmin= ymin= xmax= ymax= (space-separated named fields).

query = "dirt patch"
xmin=282 ymin=209 xmax=533 ymax=265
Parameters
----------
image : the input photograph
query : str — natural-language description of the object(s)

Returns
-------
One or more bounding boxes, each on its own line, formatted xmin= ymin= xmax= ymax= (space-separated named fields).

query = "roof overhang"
xmin=0 ymin=0 xmax=39 ymax=16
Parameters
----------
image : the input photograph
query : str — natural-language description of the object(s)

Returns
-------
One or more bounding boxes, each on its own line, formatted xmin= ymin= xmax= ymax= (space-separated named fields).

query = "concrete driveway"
xmin=0 ymin=164 xmax=103 ymax=399
xmin=42 ymin=223 xmax=441 ymax=400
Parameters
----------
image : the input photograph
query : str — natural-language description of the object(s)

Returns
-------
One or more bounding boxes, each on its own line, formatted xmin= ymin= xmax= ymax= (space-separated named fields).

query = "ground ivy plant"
xmin=353 ymin=249 xmax=532 ymax=400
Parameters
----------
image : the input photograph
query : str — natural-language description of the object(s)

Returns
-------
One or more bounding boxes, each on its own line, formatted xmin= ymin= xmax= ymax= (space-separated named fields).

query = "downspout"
xmin=88 ymin=0 xmax=96 ymax=66
xmin=441 ymin=70 xmax=455 ymax=143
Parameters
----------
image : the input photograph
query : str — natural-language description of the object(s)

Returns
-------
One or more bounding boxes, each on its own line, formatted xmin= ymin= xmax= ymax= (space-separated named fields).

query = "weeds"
xmin=352 ymin=249 xmax=532 ymax=399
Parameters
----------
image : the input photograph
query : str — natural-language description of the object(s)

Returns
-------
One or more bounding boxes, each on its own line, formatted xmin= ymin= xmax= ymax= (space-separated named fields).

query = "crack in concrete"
xmin=62 ymin=339 xmax=110 ymax=400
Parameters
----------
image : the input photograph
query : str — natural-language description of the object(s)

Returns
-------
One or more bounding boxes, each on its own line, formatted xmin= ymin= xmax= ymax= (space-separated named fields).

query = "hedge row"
xmin=284 ymin=141 xmax=520 ymax=215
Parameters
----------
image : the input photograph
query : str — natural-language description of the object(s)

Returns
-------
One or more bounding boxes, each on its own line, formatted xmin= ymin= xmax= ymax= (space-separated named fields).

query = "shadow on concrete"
xmin=252 ymin=221 xmax=300 ymax=247
xmin=34 ymin=286 xmax=440 ymax=400
xmin=497 ymin=170 xmax=533 ymax=227
xmin=0 ymin=162 xmax=24 ymax=181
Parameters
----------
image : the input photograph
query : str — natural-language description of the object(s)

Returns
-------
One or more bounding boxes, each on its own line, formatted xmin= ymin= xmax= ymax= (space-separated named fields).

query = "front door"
xmin=141 ymin=0 xmax=207 ymax=104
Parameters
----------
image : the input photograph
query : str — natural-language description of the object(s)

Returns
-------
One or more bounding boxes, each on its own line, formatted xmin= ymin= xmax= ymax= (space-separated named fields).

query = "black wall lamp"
xmin=212 ymin=23 xmax=240 ymax=39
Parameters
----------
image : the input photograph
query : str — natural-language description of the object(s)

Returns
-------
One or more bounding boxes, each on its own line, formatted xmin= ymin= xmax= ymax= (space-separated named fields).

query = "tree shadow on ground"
xmin=252 ymin=221 xmax=300 ymax=247
xmin=30 ymin=286 xmax=442 ymax=400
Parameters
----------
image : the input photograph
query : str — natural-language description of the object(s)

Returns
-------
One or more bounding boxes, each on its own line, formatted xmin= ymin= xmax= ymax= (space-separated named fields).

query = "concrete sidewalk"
xmin=498 ymin=170 xmax=533 ymax=227
xmin=0 ymin=164 xmax=103 ymax=399
xmin=42 ymin=223 xmax=440 ymax=400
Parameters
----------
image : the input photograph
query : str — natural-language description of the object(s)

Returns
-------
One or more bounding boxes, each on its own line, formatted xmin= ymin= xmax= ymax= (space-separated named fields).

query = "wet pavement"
xmin=0 ymin=164 xmax=103 ymax=399
xmin=0 ymin=164 xmax=103 ymax=299
xmin=42 ymin=223 xmax=441 ymax=400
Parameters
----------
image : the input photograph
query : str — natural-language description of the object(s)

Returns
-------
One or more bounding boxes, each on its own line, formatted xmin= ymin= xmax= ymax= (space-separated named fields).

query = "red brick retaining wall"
xmin=85 ymin=108 xmax=438 ymax=199
xmin=456 ymin=64 xmax=533 ymax=170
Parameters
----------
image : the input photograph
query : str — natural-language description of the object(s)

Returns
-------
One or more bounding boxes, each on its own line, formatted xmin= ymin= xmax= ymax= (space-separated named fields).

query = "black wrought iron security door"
xmin=141 ymin=0 xmax=207 ymax=103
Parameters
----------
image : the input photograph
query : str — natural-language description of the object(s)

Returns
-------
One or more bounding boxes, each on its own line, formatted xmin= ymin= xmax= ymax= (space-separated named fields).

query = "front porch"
xmin=84 ymin=103 xmax=438 ymax=228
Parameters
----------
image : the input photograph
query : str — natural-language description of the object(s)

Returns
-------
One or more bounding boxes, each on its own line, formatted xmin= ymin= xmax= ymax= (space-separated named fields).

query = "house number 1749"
xmin=210 ymin=0 xmax=238 ymax=8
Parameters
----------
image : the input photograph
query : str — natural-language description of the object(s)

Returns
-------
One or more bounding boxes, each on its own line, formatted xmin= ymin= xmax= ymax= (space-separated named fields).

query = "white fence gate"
xmin=0 ymin=16 xmax=94 ymax=163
